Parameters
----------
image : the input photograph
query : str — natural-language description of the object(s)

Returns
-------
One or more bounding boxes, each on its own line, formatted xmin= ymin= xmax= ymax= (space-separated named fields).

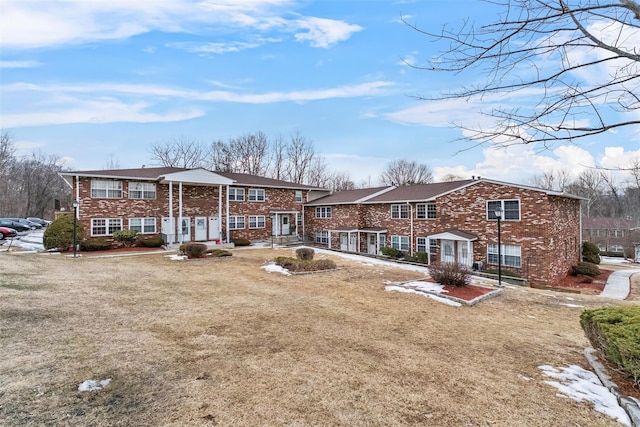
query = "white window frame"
xmin=91 ymin=218 xmax=123 ymax=236
xmin=129 ymin=217 xmax=156 ymax=234
xmin=487 ymin=244 xmax=522 ymax=267
xmin=229 ymin=216 xmax=245 ymax=230
xmin=429 ymin=238 xmax=438 ymax=255
xmin=128 ymin=182 xmax=156 ymax=200
xmin=248 ymin=188 xmax=265 ymax=202
xmin=391 ymin=235 xmax=409 ymax=251
xmin=416 ymin=237 xmax=427 ymax=253
xmin=316 ymin=207 xmax=332 ymax=218
xmin=91 ymin=180 xmax=122 ymax=199
xmin=229 ymin=187 xmax=245 ymax=201
xmin=391 ymin=204 xmax=409 ymax=219
xmin=487 ymin=199 xmax=520 ymax=221
xmin=416 ymin=203 xmax=436 ymax=219
xmin=315 ymin=231 xmax=329 ymax=244
xmin=249 ymin=215 xmax=266 ymax=229
xmin=295 ymin=190 xmax=303 ymax=203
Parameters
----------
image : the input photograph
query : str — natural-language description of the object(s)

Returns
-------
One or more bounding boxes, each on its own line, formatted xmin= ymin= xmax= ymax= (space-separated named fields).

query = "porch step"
xmin=272 ymin=235 xmax=301 ymax=245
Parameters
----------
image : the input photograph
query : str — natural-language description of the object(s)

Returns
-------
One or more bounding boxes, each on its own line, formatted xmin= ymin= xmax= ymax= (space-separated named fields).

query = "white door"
xmin=349 ymin=234 xmax=356 ymax=252
xmin=368 ymin=234 xmax=377 ymax=254
xmin=441 ymin=240 xmax=455 ymax=263
xmin=195 ymin=216 xmax=207 ymax=241
xmin=161 ymin=217 xmax=175 ymax=244
xmin=281 ymin=216 xmax=290 ymax=235
xmin=208 ymin=216 xmax=220 ymax=241
xmin=180 ymin=217 xmax=191 ymax=242
xmin=458 ymin=242 xmax=472 ymax=267
xmin=340 ymin=233 xmax=348 ymax=250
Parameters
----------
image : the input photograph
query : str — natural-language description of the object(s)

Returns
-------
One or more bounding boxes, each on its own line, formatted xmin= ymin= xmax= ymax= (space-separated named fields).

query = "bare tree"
xmin=286 ymin=131 xmax=315 ymax=184
xmin=104 ymin=154 xmax=121 ymax=170
xmin=0 ymin=131 xmax=16 ymax=174
xmin=269 ymin=135 xmax=287 ymax=180
xmin=566 ymin=169 xmax=605 ymax=217
xmin=379 ymin=159 xmax=434 ymax=185
xmin=328 ymin=171 xmax=356 ymax=192
xmin=411 ymin=0 xmax=640 ymax=148
xmin=530 ymin=168 xmax=572 ymax=191
xmin=229 ymin=132 xmax=270 ymax=175
xmin=149 ymin=137 xmax=210 ymax=168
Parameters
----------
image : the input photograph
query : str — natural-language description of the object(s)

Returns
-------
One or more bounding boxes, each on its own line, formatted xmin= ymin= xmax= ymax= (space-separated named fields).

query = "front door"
xmin=458 ymin=242 xmax=472 ymax=267
xmin=281 ymin=216 xmax=290 ymax=235
xmin=368 ymin=234 xmax=377 ymax=254
xmin=195 ymin=216 xmax=207 ymax=241
xmin=180 ymin=217 xmax=191 ymax=242
xmin=208 ymin=216 xmax=220 ymax=240
xmin=340 ymin=233 xmax=348 ymax=250
xmin=349 ymin=233 xmax=356 ymax=252
xmin=441 ymin=240 xmax=454 ymax=263
xmin=161 ymin=217 xmax=175 ymax=244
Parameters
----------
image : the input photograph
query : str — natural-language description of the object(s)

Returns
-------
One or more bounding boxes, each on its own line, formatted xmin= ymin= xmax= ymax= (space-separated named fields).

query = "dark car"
xmin=27 ymin=217 xmax=51 ymax=227
xmin=0 ymin=226 xmax=18 ymax=239
xmin=0 ymin=219 xmax=30 ymax=232
xmin=4 ymin=218 xmax=42 ymax=230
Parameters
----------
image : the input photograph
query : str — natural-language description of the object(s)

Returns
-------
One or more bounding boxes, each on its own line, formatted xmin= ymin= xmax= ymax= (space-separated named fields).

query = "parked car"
xmin=0 ymin=226 xmax=18 ymax=239
xmin=27 ymin=217 xmax=51 ymax=227
xmin=3 ymin=218 xmax=42 ymax=230
xmin=0 ymin=219 xmax=30 ymax=232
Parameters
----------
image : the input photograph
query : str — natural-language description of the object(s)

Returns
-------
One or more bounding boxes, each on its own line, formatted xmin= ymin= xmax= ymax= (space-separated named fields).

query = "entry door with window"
xmin=368 ymin=234 xmax=377 ymax=254
xmin=195 ymin=216 xmax=207 ymax=241
xmin=281 ymin=216 xmax=290 ymax=235
xmin=180 ymin=217 xmax=191 ymax=242
xmin=340 ymin=233 xmax=348 ymax=250
xmin=208 ymin=216 xmax=220 ymax=240
xmin=441 ymin=240 xmax=455 ymax=263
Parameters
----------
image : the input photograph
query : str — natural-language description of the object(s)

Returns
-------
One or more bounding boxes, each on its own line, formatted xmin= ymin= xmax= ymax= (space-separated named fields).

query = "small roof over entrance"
xmin=160 ymin=168 xmax=235 ymax=186
xmin=328 ymin=226 xmax=388 ymax=233
xmin=429 ymin=228 xmax=478 ymax=241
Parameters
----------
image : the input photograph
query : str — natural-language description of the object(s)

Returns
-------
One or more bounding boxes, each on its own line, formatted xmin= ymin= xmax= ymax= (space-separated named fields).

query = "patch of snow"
xmin=78 ymin=379 xmax=111 ymax=392
xmin=560 ymin=303 xmax=585 ymax=308
xmin=261 ymin=263 xmax=291 ymax=276
xmin=601 ymin=256 xmax=631 ymax=265
xmin=518 ymin=374 xmax=533 ymax=381
xmin=527 ymin=315 xmax=536 ymax=319
xmin=384 ymin=285 xmax=462 ymax=307
xmin=167 ymin=254 xmax=187 ymax=261
xmin=539 ymin=365 xmax=631 ymax=426
xmin=565 ymin=297 xmax=575 ymax=301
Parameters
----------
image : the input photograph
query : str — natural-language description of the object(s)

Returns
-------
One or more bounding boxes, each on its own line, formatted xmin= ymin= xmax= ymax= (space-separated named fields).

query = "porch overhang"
xmin=159 ymin=168 xmax=235 ymax=186
xmin=428 ymin=229 xmax=478 ymax=242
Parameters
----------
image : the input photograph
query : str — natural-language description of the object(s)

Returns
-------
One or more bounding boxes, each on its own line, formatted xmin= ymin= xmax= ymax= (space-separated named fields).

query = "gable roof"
xmin=303 ymin=186 xmax=393 ymax=206
xmin=364 ymin=180 xmax=475 ymax=203
xmin=215 ymin=171 xmax=327 ymax=190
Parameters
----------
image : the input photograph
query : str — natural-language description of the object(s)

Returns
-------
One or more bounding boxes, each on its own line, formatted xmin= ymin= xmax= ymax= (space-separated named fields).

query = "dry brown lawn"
xmin=0 ymin=247 xmax=635 ymax=426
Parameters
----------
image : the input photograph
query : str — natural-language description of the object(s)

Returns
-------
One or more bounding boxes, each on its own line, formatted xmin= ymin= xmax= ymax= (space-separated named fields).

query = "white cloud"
xmin=292 ymin=16 xmax=363 ymax=48
xmin=0 ymin=60 xmax=41 ymax=68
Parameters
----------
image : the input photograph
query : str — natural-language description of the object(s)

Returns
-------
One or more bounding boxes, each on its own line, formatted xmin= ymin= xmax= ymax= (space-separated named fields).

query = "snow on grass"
xmin=78 ymin=379 xmax=111 ymax=392
xmin=167 ymin=254 xmax=187 ymax=261
xmin=539 ymin=365 xmax=631 ymax=426
xmin=261 ymin=262 xmax=291 ymax=276
xmin=559 ymin=303 xmax=585 ymax=308
xmin=384 ymin=285 xmax=462 ymax=307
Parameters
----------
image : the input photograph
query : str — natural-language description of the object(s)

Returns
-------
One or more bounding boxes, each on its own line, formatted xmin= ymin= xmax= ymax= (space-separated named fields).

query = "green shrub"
xmin=428 ymin=262 xmax=471 ymax=287
xmin=182 ymin=242 xmax=208 ymax=259
xmin=483 ymin=268 xmax=522 ymax=278
xmin=139 ymin=236 xmax=164 ymax=248
xmin=582 ymin=241 xmax=601 ymax=264
xmin=79 ymin=239 xmax=112 ymax=251
xmin=274 ymin=256 xmax=337 ymax=272
xmin=296 ymin=247 xmax=315 ymax=260
xmin=380 ymin=246 xmax=399 ymax=258
xmin=600 ymin=251 xmax=624 ymax=257
xmin=233 ymin=238 xmax=251 ymax=246
xmin=43 ymin=215 xmax=85 ymax=251
xmin=416 ymin=251 xmax=429 ymax=263
xmin=581 ymin=306 xmax=640 ymax=387
xmin=208 ymin=249 xmax=232 ymax=257
xmin=571 ymin=261 xmax=601 ymax=277
xmin=113 ymin=229 xmax=138 ymax=247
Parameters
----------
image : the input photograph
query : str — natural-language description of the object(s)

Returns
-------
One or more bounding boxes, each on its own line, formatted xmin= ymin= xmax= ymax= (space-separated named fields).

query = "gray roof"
xmin=304 ymin=186 xmax=392 ymax=206
xmin=365 ymin=180 xmax=474 ymax=203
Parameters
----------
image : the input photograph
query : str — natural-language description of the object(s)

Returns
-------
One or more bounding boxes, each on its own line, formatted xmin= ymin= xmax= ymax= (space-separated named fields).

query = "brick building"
xmin=59 ymin=167 xmax=328 ymax=245
xmin=303 ymin=178 xmax=584 ymax=287
xmin=582 ymin=216 xmax=640 ymax=257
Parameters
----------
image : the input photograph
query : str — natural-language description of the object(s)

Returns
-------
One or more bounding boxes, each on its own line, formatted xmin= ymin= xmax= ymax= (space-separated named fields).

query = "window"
xmin=295 ymin=190 xmax=303 ymax=203
xmin=129 ymin=217 xmax=156 ymax=233
xmin=429 ymin=238 xmax=438 ymax=255
xmin=249 ymin=215 xmax=266 ymax=229
xmin=229 ymin=216 xmax=245 ymax=230
xmin=391 ymin=204 xmax=409 ymax=219
xmin=248 ymin=188 xmax=265 ymax=202
xmin=488 ymin=244 xmax=522 ymax=268
xmin=610 ymin=245 xmax=624 ymax=253
xmin=128 ymin=182 xmax=156 ymax=199
xmin=91 ymin=180 xmax=122 ymax=198
xmin=315 ymin=231 xmax=329 ymax=244
xmin=391 ymin=235 xmax=409 ymax=251
xmin=487 ymin=200 xmax=520 ymax=220
xmin=416 ymin=203 xmax=436 ymax=219
xmin=91 ymin=218 xmax=122 ymax=236
xmin=316 ymin=207 xmax=331 ymax=218
xmin=416 ymin=237 xmax=427 ymax=253
xmin=229 ymin=187 xmax=245 ymax=201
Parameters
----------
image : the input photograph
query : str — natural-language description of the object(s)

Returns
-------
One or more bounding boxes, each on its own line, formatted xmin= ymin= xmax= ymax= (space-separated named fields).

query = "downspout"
xmin=179 ymin=181 xmax=183 ymax=245
xmin=218 ymin=185 xmax=222 ymax=240
xmin=407 ymin=202 xmax=414 ymax=256
xmin=75 ymin=175 xmax=80 ymax=219
xmin=225 ymin=184 xmax=230 ymax=243
xmin=579 ymin=201 xmax=583 ymax=262
xmin=169 ymin=181 xmax=173 ymax=244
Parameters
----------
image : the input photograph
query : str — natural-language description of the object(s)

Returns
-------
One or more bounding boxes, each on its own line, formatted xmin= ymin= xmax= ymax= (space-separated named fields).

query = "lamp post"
xmin=494 ymin=206 xmax=503 ymax=287
xmin=72 ymin=200 xmax=79 ymax=258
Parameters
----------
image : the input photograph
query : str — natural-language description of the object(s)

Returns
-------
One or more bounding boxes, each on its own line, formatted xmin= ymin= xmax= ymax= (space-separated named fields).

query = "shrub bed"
xmin=79 ymin=239 xmax=112 ymax=251
xmin=113 ymin=229 xmax=138 ymax=247
xmin=380 ymin=246 xmax=399 ymax=258
xmin=139 ymin=236 xmax=164 ymax=248
xmin=428 ymin=262 xmax=471 ymax=287
xmin=43 ymin=215 xmax=84 ymax=251
xmin=571 ymin=261 xmax=601 ymax=277
xmin=180 ymin=242 xmax=208 ymax=259
xmin=274 ymin=256 xmax=337 ymax=273
xmin=208 ymin=249 xmax=232 ymax=257
xmin=582 ymin=241 xmax=601 ymax=264
xmin=296 ymin=248 xmax=315 ymax=260
xmin=581 ymin=306 xmax=640 ymax=387
xmin=233 ymin=238 xmax=251 ymax=246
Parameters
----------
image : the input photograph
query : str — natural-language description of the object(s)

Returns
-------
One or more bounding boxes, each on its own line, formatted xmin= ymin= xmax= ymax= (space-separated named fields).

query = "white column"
xmin=169 ymin=181 xmax=174 ymax=244
xmin=218 ymin=185 xmax=223 ymax=239
xmin=225 ymin=185 xmax=230 ymax=243
xmin=178 ymin=181 xmax=183 ymax=245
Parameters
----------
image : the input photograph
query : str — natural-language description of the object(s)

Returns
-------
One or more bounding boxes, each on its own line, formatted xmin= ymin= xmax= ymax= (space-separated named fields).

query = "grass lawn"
xmin=0 ymin=247 xmax=632 ymax=426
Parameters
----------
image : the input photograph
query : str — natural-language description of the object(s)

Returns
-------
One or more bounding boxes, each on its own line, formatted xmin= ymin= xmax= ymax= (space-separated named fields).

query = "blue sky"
xmin=1 ymin=0 xmax=638 ymax=187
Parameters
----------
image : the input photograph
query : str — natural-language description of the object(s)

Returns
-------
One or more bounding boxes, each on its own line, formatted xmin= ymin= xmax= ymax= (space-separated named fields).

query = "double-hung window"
xmin=229 ymin=216 xmax=245 ymax=230
xmin=416 ymin=237 xmax=427 ymax=253
xmin=91 ymin=180 xmax=122 ymax=199
xmin=315 ymin=231 xmax=329 ymax=244
xmin=487 ymin=244 xmax=522 ymax=267
xmin=487 ymin=200 xmax=520 ymax=220
xmin=128 ymin=182 xmax=156 ymax=199
xmin=229 ymin=188 xmax=245 ymax=201
xmin=391 ymin=204 xmax=409 ymax=219
xmin=249 ymin=215 xmax=266 ymax=229
xmin=316 ymin=207 xmax=331 ymax=218
xmin=391 ymin=235 xmax=409 ymax=251
xmin=295 ymin=190 xmax=303 ymax=203
xmin=91 ymin=218 xmax=123 ymax=236
xmin=416 ymin=203 xmax=436 ymax=219
xmin=248 ymin=188 xmax=265 ymax=202
xmin=129 ymin=217 xmax=156 ymax=233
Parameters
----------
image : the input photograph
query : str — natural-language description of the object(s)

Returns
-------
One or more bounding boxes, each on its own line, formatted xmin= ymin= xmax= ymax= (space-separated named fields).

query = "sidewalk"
xmin=599 ymin=269 xmax=638 ymax=300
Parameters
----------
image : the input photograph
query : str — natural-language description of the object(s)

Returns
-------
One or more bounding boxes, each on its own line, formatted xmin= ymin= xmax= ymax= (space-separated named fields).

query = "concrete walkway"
xmin=599 ymin=269 xmax=638 ymax=300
